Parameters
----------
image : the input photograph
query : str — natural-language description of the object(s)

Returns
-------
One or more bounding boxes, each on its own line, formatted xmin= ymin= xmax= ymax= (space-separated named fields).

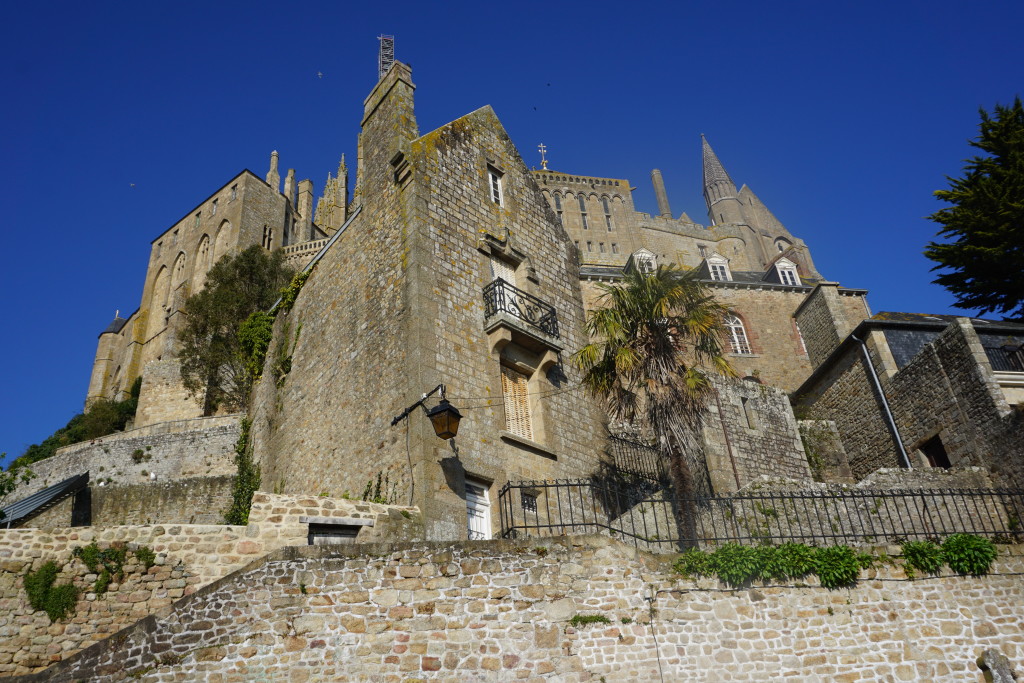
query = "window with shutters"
xmin=489 ymin=256 xmax=516 ymax=285
xmin=501 ymin=365 xmax=532 ymax=440
xmin=465 ymin=479 xmax=492 ymax=540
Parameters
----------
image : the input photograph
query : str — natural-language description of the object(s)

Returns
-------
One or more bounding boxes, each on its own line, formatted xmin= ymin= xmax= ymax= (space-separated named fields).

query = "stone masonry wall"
xmin=7 ymin=416 xmax=240 ymax=515
xmin=798 ymin=319 xmax=1024 ymax=485
xmin=25 ymin=535 xmax=1024 ymax=682
xmin=703 ymin=376 xmax=811 ymax=493
xmin=0 ymin=493 xmax=422 ymax=677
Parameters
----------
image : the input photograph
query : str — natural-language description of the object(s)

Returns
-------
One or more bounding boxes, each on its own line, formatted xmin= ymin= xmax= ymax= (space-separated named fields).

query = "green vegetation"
xmin=674 ymin=535 xmax=999 ymax=589
xmin=178 ymin=246 xmax=294 ymax=414
xmin=24 ymin=561 xmax=78 ymax=622
xmin=224 ymin=419 xmax=260 ymax=525
xmin=12 ymin=377 xmax=142 ymax=468
xmin=573 ymin=265 xmax=734 ymax=544
xmin=569 ymin=614 xmax=612 ymax=628
xmin=361 ymin=470 xmax=398 ymax=505
xmin=941 ymin=533 xmax=998 ymax=575
xmin=135 ymin=545 xmax=157 ymax=570
xmin=900 ymin=540 xmax=944 ymax=575
xmin=925 ymin=97 xmax=1024 ymax=320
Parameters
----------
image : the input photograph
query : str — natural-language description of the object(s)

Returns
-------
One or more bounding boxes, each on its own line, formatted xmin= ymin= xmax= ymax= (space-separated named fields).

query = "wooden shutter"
xmin=501 ymin=365 xmax=533 ymax=440
xmin=490 ymin=256 xmax=516 ymax=285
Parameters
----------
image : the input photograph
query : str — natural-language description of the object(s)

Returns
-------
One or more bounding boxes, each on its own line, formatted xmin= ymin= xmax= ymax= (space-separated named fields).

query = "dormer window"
xmin=706 ymin=254 xmax=731 ymax=282
xmin=778 ymin=267 xmax=798 ymax=286
xmin=774 ymin=258 xmax=800 ymax=286
xmin=626 ymin=249 xmax=657 ymax=274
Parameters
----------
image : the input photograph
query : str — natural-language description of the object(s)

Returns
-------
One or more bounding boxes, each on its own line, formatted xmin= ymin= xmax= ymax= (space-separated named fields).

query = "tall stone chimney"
xmin=266 ymin=151 xmax=280 ymax=192
xmin=651 ymin=169 xmax=672 ymax=218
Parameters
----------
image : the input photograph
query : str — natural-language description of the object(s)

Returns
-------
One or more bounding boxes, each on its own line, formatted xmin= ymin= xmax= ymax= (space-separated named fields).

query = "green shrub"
xmin=673 ymin=549 xmax=715 ymax=578
xmin=224 ymin=419 xmax=260 ymax=525
xmin=710 ymin=544 xmax=761 ymax=587
xmin=812 ymin=546 xmax=862 ymax=589
xmin=942 ymin=534 xmax=997 ymax=575
xmin=23 ymin=561 xmax=78 ymax=622
xmin=901 ymin=540 xmax=944 ymax=575
xmin=94 ymin=569 xmax=111 ymax=595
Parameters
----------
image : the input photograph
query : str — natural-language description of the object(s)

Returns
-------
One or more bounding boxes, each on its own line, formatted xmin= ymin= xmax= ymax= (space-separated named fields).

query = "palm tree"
xmin=573 ymin=264 xmax=734 ymax=546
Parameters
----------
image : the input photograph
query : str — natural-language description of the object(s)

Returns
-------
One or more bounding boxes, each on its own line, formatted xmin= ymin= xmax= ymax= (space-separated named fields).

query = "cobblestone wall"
xmin=25 ymin=535 xmax=1024 ymax=682
xmin=0 ymin=493 xmax=421 ymax=677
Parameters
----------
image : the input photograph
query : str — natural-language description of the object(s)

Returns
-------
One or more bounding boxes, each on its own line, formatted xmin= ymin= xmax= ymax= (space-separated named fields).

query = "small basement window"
xmin=307 ymin=523 xmax=361 ymax=545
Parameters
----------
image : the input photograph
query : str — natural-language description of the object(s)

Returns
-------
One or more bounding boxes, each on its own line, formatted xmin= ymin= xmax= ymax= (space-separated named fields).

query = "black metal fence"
xmin=483 ymin=279 xmax=560 ymax=338
xmin=498 ymin=478 xmax=1024 ymax=552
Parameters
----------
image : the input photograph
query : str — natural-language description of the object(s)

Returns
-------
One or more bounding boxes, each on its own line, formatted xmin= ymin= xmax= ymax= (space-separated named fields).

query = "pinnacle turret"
xmin=701 ymin=135 xmax=736 ymax=196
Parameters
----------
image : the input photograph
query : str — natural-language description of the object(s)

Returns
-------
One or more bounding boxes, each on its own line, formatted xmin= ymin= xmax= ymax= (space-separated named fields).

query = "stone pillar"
xmin=651 ymin=169 xmax=672 ymax=218
xmin=284 ymin=169 xmax=297 ymax=207
xmin=266 ymin=151 xmax=280 ymax=192
xmin=297 ymin=179 xmax=314 ymax=241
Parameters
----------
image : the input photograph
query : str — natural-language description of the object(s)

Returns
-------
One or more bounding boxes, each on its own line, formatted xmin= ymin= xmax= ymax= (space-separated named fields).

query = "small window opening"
xmin=522 ymin=493 xmax=538 ymax=514
xmin=230 ymin=184 xmax=238 ymax=201
xmin=488 ymin=167 xmax=503 ymax=206
xmin=211 ymin=199 xmax=218 ymax=216
xmin=921 ymin=435 xmax=951 ymax=469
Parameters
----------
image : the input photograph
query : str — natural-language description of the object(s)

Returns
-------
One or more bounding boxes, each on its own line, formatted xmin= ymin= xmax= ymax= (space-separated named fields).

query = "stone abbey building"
xmin=12 ymin=58 xmax=1024 ymax=535
xmin=3 ymin=52 xmax=1024 ymax=682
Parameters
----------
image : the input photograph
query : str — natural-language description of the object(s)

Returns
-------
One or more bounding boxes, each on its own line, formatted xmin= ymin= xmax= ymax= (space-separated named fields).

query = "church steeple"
xmin=701 ymin=135 xmax=745 ymax=226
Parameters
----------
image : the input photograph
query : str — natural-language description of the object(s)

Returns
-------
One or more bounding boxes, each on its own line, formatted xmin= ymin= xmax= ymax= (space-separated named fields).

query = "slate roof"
xmin=100 ymin=316 xmax=128 ymax=336
xmin=0 ymin=472 xmax=89 ymax=528
xmin=871 ymin=311 xmax=1024 ymax=331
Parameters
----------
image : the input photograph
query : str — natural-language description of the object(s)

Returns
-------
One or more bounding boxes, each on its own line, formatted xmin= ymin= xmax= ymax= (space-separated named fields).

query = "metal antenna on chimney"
xmin=378 ymin=35 xmax=395 ymax=80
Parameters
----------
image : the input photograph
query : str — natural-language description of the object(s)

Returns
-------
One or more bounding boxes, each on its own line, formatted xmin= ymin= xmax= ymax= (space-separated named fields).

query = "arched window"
xmin=213 ymin=219 xmax=233 ymax=263
xmin=725 ymin=315 xmax=751 ymax=354
xmin=553 ymin=192 xmax=562 ymax=211
xmin=578 ymin=194 xmax=589 ymax=230
xmin=172 ymin=252 xmax=187 ymax=286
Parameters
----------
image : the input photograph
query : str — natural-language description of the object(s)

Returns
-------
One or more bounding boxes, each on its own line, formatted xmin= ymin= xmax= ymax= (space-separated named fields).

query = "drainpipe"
xmin=851 ymin=333 xmax=911 ymax=469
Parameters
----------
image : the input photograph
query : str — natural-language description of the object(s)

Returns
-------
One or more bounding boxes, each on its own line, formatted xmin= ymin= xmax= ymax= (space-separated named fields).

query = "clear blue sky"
xmin=2 ymin=1 xmax=1021 ymax=459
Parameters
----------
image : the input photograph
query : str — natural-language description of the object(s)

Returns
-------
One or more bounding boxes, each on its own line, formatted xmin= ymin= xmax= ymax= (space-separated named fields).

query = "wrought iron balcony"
xmin=483 ymin=279 xmax=560 ymax=340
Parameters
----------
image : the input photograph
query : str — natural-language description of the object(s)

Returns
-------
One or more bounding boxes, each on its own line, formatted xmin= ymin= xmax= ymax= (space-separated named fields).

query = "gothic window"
xmin=578 ymin=194 xmax=589 ymax=230
xmin=488 ymin=167 xmax=503 ymax=206
xmin=173 ymin=252 xmax=187 ymax=285
xmin=553 ymin=193 xmax=562 ymax=211
xmin=465 ymin=479 xmax=492 ymax=540
xmin=602 ymin=196 xmax=613 ymax=230
xmin=501 ymin=365 xmax=533 ymax=440
xmin=725 ymin=315 xmax=752 ymax=355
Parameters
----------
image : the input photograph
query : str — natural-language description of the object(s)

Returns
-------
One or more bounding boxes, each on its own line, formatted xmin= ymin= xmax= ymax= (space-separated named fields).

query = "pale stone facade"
xmin=20 ymin=535 xmax=1024 ymax=682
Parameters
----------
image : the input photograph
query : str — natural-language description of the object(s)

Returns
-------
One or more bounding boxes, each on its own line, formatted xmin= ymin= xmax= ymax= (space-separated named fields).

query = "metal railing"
xmin=607 ymin=436 xmax=665 ymax=483
xmin=483 ymin=279 xmax=559 ymax=338
xmin=498 ymin=478 xmax=1024 ymax=552
xmin=984 ymin=345 xmax=1024 ymax=372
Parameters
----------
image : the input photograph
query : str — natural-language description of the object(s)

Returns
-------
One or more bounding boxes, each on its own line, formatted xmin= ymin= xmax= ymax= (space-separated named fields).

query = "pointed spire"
xmin=338 ymin=154 xmax=347 ymax=176
xmin=701 ymin=135 xmax=735 ymax=194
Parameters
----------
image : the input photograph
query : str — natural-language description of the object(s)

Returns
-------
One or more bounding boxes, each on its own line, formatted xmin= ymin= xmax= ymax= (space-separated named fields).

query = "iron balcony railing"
xmin=498 ymin=478 xmax=1024 ymax=553
xmin=483 ymin=278 xmax=560 ymax=339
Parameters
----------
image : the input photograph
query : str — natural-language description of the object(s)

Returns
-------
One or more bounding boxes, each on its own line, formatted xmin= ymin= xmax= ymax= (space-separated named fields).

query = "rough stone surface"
xmin=21 ymin=535 xmax=1024 ymax=682
xmin=0 ymin=493 xmax=422 ymax=677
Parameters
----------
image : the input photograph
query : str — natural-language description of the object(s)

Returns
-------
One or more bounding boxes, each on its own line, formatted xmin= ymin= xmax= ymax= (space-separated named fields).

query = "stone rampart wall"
xmin=8 ymin=416 xmax=240 ymax=510
xmin=22 ymin=536 xmax=1024 ymax=682
xmin=0 ymin=494 xmax=423 ymax=677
